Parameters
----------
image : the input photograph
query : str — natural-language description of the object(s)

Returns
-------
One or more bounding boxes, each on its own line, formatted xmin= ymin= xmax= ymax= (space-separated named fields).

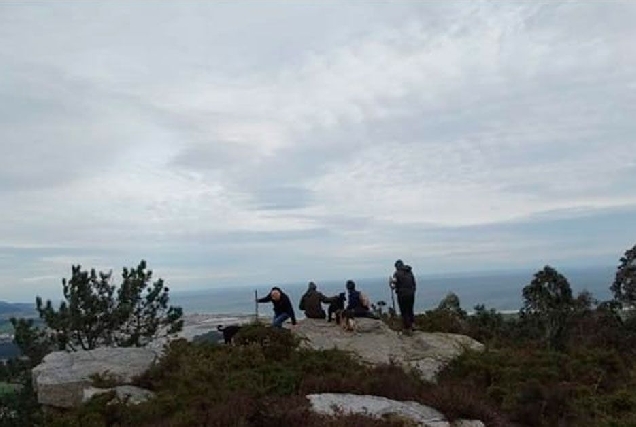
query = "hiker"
xmin=256 ymin=287 xmax=297 ymax=328
xmin=299 ymin=281 xmax=330 ymax=319
xmin=345 ymin=280 xmax=376 ymax=318
xmin=390 ymin=259 xmax=416 ymax=333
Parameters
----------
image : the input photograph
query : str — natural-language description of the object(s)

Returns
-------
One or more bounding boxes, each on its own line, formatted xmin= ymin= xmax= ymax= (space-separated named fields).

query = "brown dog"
xmin=337 ymin=309 xmax=356 ymax=332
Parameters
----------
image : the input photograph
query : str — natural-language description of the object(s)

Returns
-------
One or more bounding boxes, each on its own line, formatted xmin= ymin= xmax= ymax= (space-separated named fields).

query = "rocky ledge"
xmin=292 ymin=318 xmax=483 ymax=382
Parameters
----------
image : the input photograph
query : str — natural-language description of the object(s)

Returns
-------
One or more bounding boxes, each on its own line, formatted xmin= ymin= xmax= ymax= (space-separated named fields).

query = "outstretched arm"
xmin=257 ymin=294 xmax=271 ymax=303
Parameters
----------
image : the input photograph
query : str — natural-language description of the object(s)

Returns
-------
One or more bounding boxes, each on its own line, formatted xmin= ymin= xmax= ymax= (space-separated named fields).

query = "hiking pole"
xmin=388 ymin=276 xmax=397 ymax=317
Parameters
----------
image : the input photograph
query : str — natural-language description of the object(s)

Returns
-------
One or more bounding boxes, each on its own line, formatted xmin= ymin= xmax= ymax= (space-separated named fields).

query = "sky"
xmin=0 ymin=1 xmax=635 ymax=302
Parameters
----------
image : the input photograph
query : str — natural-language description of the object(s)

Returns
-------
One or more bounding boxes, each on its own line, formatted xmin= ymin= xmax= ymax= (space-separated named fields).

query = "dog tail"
xmin=217 ymin=324 xmax=225 ymax=331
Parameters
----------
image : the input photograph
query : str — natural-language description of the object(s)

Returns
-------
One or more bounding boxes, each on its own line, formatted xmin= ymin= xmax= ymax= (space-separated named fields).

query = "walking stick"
xmin=388 ymin=277 xmax=397 ymax=318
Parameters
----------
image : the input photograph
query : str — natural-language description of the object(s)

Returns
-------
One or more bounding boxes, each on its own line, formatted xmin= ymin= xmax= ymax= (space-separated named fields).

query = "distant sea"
xmin=170 ymin=266 xmax=616 ymax=317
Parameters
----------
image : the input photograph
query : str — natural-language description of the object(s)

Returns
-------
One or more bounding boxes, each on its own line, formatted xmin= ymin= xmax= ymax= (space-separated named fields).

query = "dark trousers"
xmin=397 ymin=294 xmax=415 ymax=329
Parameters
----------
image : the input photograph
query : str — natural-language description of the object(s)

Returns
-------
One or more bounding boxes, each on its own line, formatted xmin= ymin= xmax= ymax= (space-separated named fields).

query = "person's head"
xmin=395 ymin=259 xmax=404 ymax=269
xmin=346 ymin=280 xmax=356 ymax=291
xmin=308 ymin=281 xmax=317 ymax=291
xmin=270 ymin=288 xmax=282 ymax=301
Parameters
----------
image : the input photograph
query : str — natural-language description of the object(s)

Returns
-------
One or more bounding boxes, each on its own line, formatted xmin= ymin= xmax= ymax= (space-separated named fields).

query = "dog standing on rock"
xmin=327 ymin=292 xmax=346 ymax=323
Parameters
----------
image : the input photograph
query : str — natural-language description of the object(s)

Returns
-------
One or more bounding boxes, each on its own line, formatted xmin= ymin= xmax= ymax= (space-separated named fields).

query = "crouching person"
xmin=257 ymin=287 xmax=297 ymax=328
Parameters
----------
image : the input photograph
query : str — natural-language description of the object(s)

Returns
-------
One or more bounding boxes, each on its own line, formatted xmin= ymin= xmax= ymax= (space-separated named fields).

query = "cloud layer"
xmin=1 ymin=2 xmax=635 ymax=300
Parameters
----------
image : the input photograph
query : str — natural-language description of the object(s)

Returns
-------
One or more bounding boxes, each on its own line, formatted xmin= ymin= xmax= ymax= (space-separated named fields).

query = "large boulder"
xmin=32 ymin=347 xmax=159 ymax=408
xmin=293 ymin=318 xmax=483 ymax=382
xmin=307 ymin=393 xmax=484 ymax=427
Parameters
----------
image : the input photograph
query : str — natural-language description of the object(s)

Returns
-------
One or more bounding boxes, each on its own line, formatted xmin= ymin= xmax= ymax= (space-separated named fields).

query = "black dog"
xmin=328 ymin=293 xmax=346 ymax=323
xmin=217 ymin=324 xmax=242 ymax=344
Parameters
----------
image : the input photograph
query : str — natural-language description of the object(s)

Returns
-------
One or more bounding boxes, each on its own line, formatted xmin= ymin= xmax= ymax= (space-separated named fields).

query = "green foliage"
xmin=35 ymin=260 xmax=183 ymax=351
xmin=0 ymin=377 xmax=42 ymax=427
xmin=8 ymin=317 xmax=51 ymax=366
xmin=412 ymin=293 xmax=468 ymax=335
xmin=115 ymin=261 xmax=183 ymax=347
xmin=466 ymin=304 xmax=506 ymax=343
xmin=437 ymin=292 xmax=466 ymax=317
xmin=611 ymin=243 xmax=636 ymax=309
xmin=440 ymin=345 xmax=636 ymax=427
xmin=520 ymin=265 xmax=576 ymax=350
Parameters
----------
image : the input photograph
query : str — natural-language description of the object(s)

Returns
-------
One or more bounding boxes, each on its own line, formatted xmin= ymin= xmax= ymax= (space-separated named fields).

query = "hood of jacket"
xmin=398 ymin=264 xmax=412 ymax=272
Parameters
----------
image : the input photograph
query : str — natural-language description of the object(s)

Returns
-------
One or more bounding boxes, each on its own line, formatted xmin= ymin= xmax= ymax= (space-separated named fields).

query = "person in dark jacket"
xmin=391 ymin=259 xmax=416 ymax=332
xmin=345 ymin=280 xmax=375 ymax=318
xmin=257 ymin=287 xmax=297 ymax=328
xmin=299 ymin=282 xmax=330 ymax=319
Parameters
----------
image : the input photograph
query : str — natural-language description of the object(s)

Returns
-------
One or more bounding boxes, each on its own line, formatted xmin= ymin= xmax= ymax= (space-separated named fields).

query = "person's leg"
xmin=397 ymin=295 xmax=408 ymax=329
xmin=405 ymin=294 xmax=415 ymax=330
xmin=272 ymin=313 xmax=290 ymax=328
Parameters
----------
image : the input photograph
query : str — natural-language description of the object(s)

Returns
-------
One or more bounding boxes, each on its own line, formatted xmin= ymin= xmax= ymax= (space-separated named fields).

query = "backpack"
xmin=360 ymin=292 xmax=371 ymax=310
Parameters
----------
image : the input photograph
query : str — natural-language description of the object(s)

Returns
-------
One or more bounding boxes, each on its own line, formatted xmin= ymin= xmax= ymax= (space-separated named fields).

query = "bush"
xmin=439 ymin=345 xmax=636 ymax=426
xmin=413 ymin=309 xmax=468 ymax=334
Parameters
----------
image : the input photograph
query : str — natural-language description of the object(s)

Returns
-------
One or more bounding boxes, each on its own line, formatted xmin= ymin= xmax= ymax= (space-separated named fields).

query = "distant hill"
xmin=0 ymin=301 xmax=36 ymax=319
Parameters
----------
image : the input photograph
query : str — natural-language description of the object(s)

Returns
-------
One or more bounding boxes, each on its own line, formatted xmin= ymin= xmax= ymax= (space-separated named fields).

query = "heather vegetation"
xmin=0 ymin=245 xmax=635 ymax=426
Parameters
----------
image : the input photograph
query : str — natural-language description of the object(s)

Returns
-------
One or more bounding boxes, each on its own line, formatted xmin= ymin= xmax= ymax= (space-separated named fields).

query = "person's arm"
xmin=393 ymin=272 xmax=402 ymax=290
xmin=299 ymin=294 xmax=306 ymax=311
xmin=323 ymin=294 xmax=337 ymax=304
xmin=390 ymin=272 xmax=398 ymax=289
xmin=319 ymin=292 xmax=329 ymax=303
xmin=257 ymin=294 xmax=271 ymax=303
xmin=286 ymin=297 xmax=297 ymax=325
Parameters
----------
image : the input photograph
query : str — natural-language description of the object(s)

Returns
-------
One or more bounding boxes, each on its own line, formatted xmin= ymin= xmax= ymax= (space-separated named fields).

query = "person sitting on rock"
xmin=345 ymin=280 xmax=377 ymax=318
xmin=299 ymin=281 xmax=331 ymax=319
xmin=257 ymin=287 xmax=297 ymax=328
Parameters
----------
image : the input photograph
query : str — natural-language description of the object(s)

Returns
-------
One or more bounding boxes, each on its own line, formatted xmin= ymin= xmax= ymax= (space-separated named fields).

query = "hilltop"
xmin=31 ymin=317 xmax=490 ymax=426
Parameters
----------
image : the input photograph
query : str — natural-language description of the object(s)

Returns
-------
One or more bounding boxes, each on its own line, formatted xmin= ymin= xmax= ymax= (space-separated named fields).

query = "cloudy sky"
xmin=1 ymin=1 xmax=635 ymax=301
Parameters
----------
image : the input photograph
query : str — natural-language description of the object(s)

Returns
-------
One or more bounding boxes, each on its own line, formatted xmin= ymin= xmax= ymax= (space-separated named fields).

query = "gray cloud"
xmin=1 ymin=1 xmax=635 ymax=300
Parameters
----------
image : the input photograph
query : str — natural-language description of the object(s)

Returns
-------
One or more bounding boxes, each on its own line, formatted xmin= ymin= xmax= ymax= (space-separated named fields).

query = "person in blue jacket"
xmin=345 ymin=280 xmax=375 ymax=318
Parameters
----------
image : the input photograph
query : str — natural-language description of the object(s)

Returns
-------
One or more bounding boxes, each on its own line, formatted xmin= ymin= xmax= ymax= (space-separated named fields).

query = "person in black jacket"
xmin=391 ymin=259 xmax=416 ymax=333
xmin=257 ymin=287 xmax=297 ymax=328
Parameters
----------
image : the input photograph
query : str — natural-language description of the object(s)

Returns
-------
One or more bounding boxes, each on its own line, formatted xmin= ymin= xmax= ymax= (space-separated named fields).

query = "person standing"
xmin=391 ymin=259 xmax=416 ymax=333
xmin=257 ymin=287 xmax=297 ymax=328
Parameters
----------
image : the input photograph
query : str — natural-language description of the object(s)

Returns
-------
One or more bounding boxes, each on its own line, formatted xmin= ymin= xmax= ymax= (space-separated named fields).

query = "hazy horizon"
xmin=5 ymin=263 xmax=616 ymax=305
xmin=1 ymin=2 xmax=635 ymax=301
